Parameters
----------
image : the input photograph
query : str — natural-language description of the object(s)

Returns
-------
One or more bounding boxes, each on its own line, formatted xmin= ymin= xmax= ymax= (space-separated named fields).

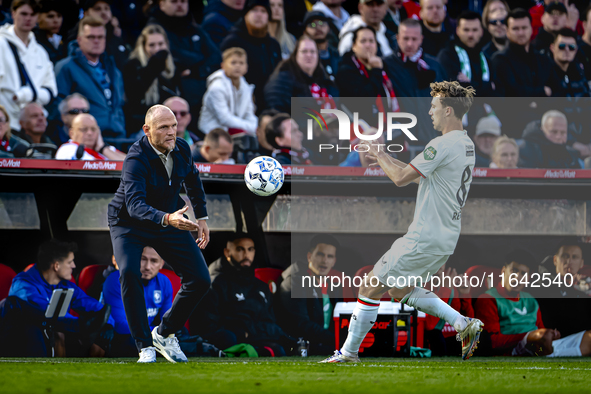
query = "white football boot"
xmin=152 ymin=326 xmax=188 ymax=363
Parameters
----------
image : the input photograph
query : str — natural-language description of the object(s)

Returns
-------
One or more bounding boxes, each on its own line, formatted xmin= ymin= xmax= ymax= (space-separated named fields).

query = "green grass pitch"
xmin=1 ymin=357 xmax=590 ymax=394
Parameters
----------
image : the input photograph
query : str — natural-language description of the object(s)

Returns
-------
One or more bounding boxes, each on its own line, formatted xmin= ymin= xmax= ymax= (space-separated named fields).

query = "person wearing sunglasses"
xmin=481 ymin=0 xmax=509 ymax=59
xmin=532 ymin=2 xmax=569 ymax=57
xmin=164 ymin=96 xmax=200 ymax=146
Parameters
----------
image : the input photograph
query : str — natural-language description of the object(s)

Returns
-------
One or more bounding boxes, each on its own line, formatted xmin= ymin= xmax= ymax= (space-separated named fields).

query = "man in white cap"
xmin=473 ymin=115 xmax=501 ymax=167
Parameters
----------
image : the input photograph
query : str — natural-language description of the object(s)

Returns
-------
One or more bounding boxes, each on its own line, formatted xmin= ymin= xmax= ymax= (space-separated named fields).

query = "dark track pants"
xmin=110 ymin=224 xmax=211 ymax=352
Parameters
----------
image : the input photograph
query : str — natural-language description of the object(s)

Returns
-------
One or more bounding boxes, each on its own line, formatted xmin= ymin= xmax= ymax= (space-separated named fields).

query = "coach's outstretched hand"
xmin=196 ymin=219 xmax=209 ymax=249
xmin=167 ymin=206 xmax=200 ymax=232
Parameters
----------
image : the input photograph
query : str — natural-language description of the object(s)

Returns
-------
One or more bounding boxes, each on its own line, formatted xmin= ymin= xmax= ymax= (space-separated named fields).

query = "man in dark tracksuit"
xmin=108 ymin=104 xmax=211 ymax=363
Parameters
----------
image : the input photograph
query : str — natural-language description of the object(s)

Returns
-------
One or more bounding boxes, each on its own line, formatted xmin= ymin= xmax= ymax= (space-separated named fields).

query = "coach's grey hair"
xmin=145 ymin=104 xmax=175 ymax=126
xmin=58 ymin=93 xmax=89 ymax=115
xmin=541 ymin=110 xmax=567 ymax=128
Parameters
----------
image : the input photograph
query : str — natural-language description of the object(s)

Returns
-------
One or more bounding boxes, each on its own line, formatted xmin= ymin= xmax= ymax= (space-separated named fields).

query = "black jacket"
xmin=383 ymin=50 xmax=446 ymax=143
xmin=148 ymin=9 xmax=222 ymax=111
xmin=319 ymin=46 xmax=341 ymax=81
xmin=276 ymin=261 xmax=340 ymax=347
xmin=531 ymin=27 xmax=555 ymax=57
xmin=577 ymin=38 xmax=591 ymax=82
xmin=519 ymin=120 xmax=580 ymax=169
xmin=490 ymin=42 xmax=555 ymax=97
xmin=535 ymin=283 xmax=591 ymax=338
xmin=264 ymin=61 xmax=339 ymax=114
xmin=197 ymin=257 xmax=286 ymax=342
xmin=482 ymin=40 xmax=502 ymax=60
xmin=122 ymin=54 xmax=182 ymax=133
xmin=551 ymin=61 xmax=591 ymax=98
xmin=421 ymin=19 xmax=455 ymax=57
xmin=220 ymin=20 xmax=282 ymax=112
xmin=436 ymin=40 xmax=495 ymax=97
xmin=33 ymin=28 xmax=67 ymax=65
xmin=107 ymin=136 xmax=208 ymax=229
xmin=201 ymin=1 xmax=243 ymax=46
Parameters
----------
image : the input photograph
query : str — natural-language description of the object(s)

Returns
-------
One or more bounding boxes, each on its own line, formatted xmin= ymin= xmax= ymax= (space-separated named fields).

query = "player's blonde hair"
xmin=430 ymin=81 xmax=476 ymax=119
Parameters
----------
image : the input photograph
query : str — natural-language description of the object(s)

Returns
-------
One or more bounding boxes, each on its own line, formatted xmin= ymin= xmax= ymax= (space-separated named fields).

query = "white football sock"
xmin=342 ymin=296 xmax=380 ymax=357
xmin=402 ymin=287 xmax=467 ymax=331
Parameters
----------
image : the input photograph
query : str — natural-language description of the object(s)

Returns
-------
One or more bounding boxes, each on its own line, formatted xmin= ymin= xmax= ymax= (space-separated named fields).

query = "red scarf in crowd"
xmin=400 ymin=47 xmax=430 ymax=71
xmin=351 ymin=54 xmax=400 ymax=113
xmin=278 ymin=148 xmax=312 ymax=165
xmin=0 ymin=137 xmax=9 ymax=152
xmin=310 ymin=83 xmax=336 ymax=110
xmin=68 ymin=140 xmax=107 ymax=160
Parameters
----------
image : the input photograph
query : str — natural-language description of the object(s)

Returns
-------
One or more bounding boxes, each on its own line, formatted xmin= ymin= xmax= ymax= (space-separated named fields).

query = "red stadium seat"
xmin=159 ymin=269 xmax=190 ymax=331
xmin=24 ymin=263 xmax=77 ymax=284
xmin=464 ymin=265 xmax=502 ymax=300
xmin=0 ymin=264 xmax=17 ymax=301
xmin=78 ymin=265 xmax=108 ymax=299
xmin=254 ymin=268 xmax=284 ymax=294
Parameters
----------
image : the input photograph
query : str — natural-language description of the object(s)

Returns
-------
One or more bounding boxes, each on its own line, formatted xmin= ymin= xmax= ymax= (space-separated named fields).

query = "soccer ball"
xmin=244 ymin=156 xmax=284 ymax=196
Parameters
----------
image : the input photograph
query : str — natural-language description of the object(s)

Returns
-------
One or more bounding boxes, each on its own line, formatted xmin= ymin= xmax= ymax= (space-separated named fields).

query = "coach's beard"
xmin=228 ymin=256 xmax=254 ymax=275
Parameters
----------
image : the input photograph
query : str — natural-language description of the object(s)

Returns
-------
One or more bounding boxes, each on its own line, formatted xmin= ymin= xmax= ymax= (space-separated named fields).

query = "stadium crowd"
xmin=0 ymin=0 xmax=590 ymax=168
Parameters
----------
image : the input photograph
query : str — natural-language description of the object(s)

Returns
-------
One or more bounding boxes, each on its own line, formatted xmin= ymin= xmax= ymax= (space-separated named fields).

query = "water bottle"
xmin=297 ymin=338 xmax=309 ymax=357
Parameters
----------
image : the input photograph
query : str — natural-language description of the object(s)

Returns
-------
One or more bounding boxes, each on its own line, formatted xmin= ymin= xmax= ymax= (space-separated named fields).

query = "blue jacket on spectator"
xmin=201 ymin=0 xmax=244 ymax=47
xmin=101 ymin=270 xmax=173 ymax=335
xmin=55 ymin=48 xmax=126 ymax=140
xmin=9 ymin=264 xmax=115 ymax=326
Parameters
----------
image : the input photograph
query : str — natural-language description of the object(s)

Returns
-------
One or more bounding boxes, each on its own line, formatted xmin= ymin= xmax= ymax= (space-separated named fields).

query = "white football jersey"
xmin=405 ymin=130 xmax=475 ymax=255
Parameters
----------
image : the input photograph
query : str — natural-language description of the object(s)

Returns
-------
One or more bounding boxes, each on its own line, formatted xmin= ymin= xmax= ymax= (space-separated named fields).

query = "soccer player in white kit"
xmin=321 ymin=81 xmax=484 ymax=363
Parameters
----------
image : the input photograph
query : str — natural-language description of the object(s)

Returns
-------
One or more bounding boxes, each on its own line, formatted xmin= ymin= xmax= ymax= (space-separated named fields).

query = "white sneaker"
xmin=151 ymin=326 xmax=188 ymax=363
xmin=457 ymin=318 xmax=484 ymax=360
xmin=137 ymin=347 xmax=157 ymax=363
xmin=318 ymin=350 xmax=360 ymax=363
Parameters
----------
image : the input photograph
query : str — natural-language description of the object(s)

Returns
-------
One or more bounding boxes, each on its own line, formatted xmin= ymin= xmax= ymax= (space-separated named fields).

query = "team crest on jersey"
xmin=154 ymin=290 xmax=162 ymax=304
xmin=424 ymin=146 xmax=437 ymax=160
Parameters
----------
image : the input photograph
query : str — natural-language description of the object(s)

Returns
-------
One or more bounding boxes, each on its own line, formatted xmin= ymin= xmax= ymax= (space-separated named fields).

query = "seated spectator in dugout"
xmin=191 ymin=128 xmax=235 ymax=164
xmin=489 ymin=135 xmax=519 ymax=169
xmin=423 ymin=263 xmax=474 ymax=356
xmin=277 ymin=234 xmax=344 ymax=355
xmin=535 ymin=242 xmax=591 ymax=339
xmin=265 ymin=113 xmax=311 ymax=165
xmin=475 ymin=249 xmax=591 ymax=357
xmin=196 ymin=233 xmax=293 ymax=356
xmin=519 ymin=110 xmax=581 ymax=169
xmin=0 ymin=239 xmax=115 ymax=357
xmin=199 ymin=48 xmax=258 ymax=138
xmin=101 ymin=246 xmax=173 ymax=357
xmin=56 ymin=113 xmax=126 ymax=160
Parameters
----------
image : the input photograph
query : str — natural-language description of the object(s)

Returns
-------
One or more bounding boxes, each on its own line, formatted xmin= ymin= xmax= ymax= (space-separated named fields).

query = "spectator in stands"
xmin=54 ymin=93 xmax=90 ymax=145
xmin=475 ymin=249 xmax=591 ymax=357
xmin=66 ymin=0 xmax=130 ymax=71
xmin=265 ymin=113 xmax=310 ymax=165
xmin=278 ymin=234 xmax=343 ymax=355
xmin=419 ymin=0 xmax=454 ymax=57
xmin=148 ymin=0 xmax=221 ymax=122
xmin=520 ymin=110 xmax=581 ymax=169
xmin=0 ymin=0 xmax=57 ymax=132
xmin=536 ymin=242 xmax=591 ymax=341
xmin=338 ymin=0 xmax=395 ymax=57
xmin=578 ymin=5 xmax=591 ymax=82
xmin=312 ymin=0 xmax=350 ymax=32
xmin=490 ymin=135 xmax=519 ymax=169
xmin=383 ymin=0 xmax=412 ymax=35
xmin=14 ymin=103 xmax=54 ymax=147
xmin=550 ymin=29 xmax=591 ymax=99
xmin=34 ymin=0 xmax=66 ymax=65
xmin=199 ymin=233 xmax=293 ymax=356
xmin=304 ymin=11 xmax=340 ymax=81
xmin=424 ymin=263 xmax=474 ymax=356
xmin=473 ymin=115 xmax=501 ymax=167
xmin=0 ymin=104 xmax=29 ymax=157
xmin=530 ymin=0 xmax=581 ymax=38
xmin=102 ymin=246 xmax=173 ymax=357
xmin=264 ymin=35 xmax=338 ymax=115
xmin=199 ymin=48 xmax=257 ymax=138
xmin=268 ymin=0 xmax=296 ymax=60
xmin=55 ymin=17 xmax=126 ymax=142
xmin=532 ymin=2 xmax=568 ymax=57
xmin=56 ymin=113 xmax=126 ymax=160
xmin=336 ymin=26 xmax=398 ymax=117
xmin=220 ymin=0 xmax=281 ymax=113
xmin=201 ymin=0 xmax=246 ymax=47
xmin=383 ymin=18 xmax=446 ymax=142
xmin=491 ymin=9 xmax=554 ymax=98
xmin=163 ymin=96 xmax=200 ymax=145
xmin=191 ymin=128 xmax=235 ymax=164
xmin=481 ymin=0 xmax=509 ymax=59
xmin=0 ymin=239 xmax=115 ymax=357
xmin=123 ymin=24 xmax=181 ymax=134
xmin=256 ymin=108 xmax=279 ymax=157
xmin=437 ymin=11 xmax=495 ymax=97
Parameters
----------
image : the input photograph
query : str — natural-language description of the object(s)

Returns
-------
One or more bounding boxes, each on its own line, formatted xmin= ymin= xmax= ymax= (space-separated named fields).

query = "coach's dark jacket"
xmin=108 ymin=136 xmax=207 ymax=229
